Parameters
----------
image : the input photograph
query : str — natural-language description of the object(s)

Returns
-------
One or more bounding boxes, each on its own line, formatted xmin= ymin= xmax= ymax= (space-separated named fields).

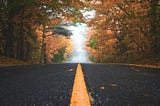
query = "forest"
xmin=0 ymin=0 xmax=160 ymax=65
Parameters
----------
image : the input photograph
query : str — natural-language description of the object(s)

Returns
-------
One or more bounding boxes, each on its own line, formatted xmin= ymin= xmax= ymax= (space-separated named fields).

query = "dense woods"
xmin=0 ymin=0 xmax=84 ymax=63
xmin=0 ymin=0 xmax=160 ymax=64
xmin=87 ymin=0 xmax=160 ymax=63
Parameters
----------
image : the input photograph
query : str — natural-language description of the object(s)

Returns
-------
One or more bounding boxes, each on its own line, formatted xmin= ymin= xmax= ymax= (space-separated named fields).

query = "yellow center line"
xmin=70 ymin=63 xmax=91 ymax=106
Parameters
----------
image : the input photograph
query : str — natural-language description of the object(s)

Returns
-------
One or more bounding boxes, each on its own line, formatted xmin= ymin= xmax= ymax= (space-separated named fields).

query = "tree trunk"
xmin=24 ymin=42 xmax=30 ymax=61
xmin=17 ymin=7 xmax=24 ymax=60
xmin=5 ymin=1 xmax=14 ymax=58
xmin=0 ymin=16 xmax=6 ymax=54
xmin=40 ymin=25 xmax=47 ymax=64
xmin=150 ymin=0 xmax=160 ymax=56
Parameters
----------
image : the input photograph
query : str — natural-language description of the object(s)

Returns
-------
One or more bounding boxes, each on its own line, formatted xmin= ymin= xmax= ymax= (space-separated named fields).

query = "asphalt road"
xmin=0 ymin=63 xmax=160 ymax=106
xmin=82 ymin=63 xmax=160 ymax=106
xmin=0 ymin=64 xmax=77 ymax=106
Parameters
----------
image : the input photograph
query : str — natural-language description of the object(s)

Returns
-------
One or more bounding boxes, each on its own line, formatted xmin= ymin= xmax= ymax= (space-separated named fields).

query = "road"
xmin=82 ymin=64 xmax=160 ymax=106
xmin=0 ymin=63 xmax=160 ymax=106
xmin=0 ymin=64 xmax=77 ymax=106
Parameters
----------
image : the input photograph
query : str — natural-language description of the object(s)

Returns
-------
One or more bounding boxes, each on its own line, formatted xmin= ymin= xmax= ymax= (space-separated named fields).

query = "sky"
xmin=66 ymin=9 xmax=96 ymax=63
xmin=80 ymin=8 xmax=96 ymax=22
xmin=66 ymin=23 xmax=89 ymax=63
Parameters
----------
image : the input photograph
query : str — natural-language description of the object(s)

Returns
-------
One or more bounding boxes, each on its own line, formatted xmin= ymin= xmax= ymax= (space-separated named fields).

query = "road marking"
xmin=70 ymin=63 xmax=91 ymax=106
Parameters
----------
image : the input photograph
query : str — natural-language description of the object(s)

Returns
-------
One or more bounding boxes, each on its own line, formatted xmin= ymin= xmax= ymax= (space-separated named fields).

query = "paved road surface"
xmin=82 ymin=63 xmax=160 ymax=106
xmin=0 ymin=63 xmax=160 ymax=106
xmin=0 ymin=64 xmax=77 ymax=106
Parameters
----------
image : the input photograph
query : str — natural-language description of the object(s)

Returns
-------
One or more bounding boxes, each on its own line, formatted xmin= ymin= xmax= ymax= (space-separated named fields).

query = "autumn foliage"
xmin=0 ymin=0 xmax=160 ymax=64
xmin=0 ymin=0 xmax=84 ymax=63
xmin=87 ymin=0 xmax=160 ymax=63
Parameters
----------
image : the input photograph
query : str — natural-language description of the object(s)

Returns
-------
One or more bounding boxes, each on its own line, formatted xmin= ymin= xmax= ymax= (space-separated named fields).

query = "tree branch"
xmin=133 ymin=39 xmax=146 ymax=53
xmin=146 ymin=0 xmax=151 ymax=3
xmin=117 ymin=5 xmax=130 ymax=16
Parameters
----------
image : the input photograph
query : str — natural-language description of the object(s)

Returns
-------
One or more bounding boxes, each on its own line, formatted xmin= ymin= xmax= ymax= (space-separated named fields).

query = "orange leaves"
xmin=86 ymin=0 xmax=155 ymax=63
xmin=70 ymin=0 xmax=85 ymax=8
xmin=45 ymin=36 xmax=72 ymax=62
xmin=34 ymin=0 xmax=54 ymax=6
xmin=106 ymin=29 xmax=113 ymax=35
xmin=50 ymin=18 xmax=62 ymax=26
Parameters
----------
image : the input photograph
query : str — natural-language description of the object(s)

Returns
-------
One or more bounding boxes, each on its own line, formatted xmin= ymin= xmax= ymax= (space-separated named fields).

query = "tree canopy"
xmin=86 ymin=0 xmax=160 ymax=63
xmin=0 ymin=0 xmax=160 ymax=64
xmin=0 ymin=0 xmax=85 ymax=63
xmin=53 ymin=25 xmax=72 ymax=36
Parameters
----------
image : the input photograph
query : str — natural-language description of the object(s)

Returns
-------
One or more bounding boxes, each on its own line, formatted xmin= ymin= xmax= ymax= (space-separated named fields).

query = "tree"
xmin=87 ymin=0 xmax=160 ymax=63
xmin=52 ymin=46 xmax=66 ymax=63
xmin=148 ymin=0 xmax=160 ymax=56
xmin=0 ymin=0 xmax=86 ymax=63
xmin=53 ymin=25 xmax=72 ymax=36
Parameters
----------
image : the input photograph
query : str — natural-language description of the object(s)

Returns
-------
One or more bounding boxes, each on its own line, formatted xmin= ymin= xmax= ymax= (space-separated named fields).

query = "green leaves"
xmin=53 ymin=25 xmax=72 ymax=36
xmin=73 ymin=19 xmax=82 ymax=23
xmin=88 ymin=36 xmax=97 ymax=49
xmin=52 ymin=47 xmax=66 ymax=63
xmin=128 ymin=10 xmax=135 ymax=17
xmin=26 ymin=0 xmax=34 ymax=7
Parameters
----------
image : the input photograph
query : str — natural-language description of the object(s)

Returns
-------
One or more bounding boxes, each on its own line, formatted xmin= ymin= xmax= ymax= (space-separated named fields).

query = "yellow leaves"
xmin=87 ymin=0 xmax=153 ymax=63
xmin=70 ymin=0 xmax=84 ymax=8
xmin=35 ymin=25 xmax=43 ymax=41
xmin=67 ymin=68 xmax=73 ymax=72
xmin=106 ymin=29 xmax=113 ymax=35
xmin=50 ymin=18 xmax=62 ymax=26
xmin=100 ymin=86 xmax=105 ymax=90
xmin=99 ymin=83 xmax=119 ymax=90
xmin=34 ymin=0 xmax=54 ymax=6
xmin=109 ymin=83 xmax=119 ymax=87
xmin=134 ymin=69 xmax=140 ymax=72
xmin=45 ymin=35 xmax=72 ymax=62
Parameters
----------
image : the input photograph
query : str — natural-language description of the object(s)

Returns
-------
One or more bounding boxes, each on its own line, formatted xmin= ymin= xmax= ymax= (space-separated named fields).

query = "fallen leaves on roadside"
xmin=67 ymin=68 xmax=73 ymax=72
xmin=100 ymin=86 xmax=105 ymax=90
xmin=109 ymin=83 xmax=119 ymax=87
xmin=131 ymin=67 xmax=135 ymax=69
xmin=143 ymin=93 xmax=152 ymax=97
xmin=134 ymin=69 xmax=140 ymax=72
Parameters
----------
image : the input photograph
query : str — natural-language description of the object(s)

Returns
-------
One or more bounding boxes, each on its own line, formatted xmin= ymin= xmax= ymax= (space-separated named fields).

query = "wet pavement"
xmin=82 ymin=63 xmax=160 ymax=106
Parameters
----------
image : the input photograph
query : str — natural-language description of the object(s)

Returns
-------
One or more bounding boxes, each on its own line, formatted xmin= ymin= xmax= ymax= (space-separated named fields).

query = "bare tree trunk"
xmin=150 ymin=0 xmax=160 ymax=56
xmin=5 ymin=1 xmax=14 ymax=58
xmin=40 ymin=25 xmax=47 ymax=64
xmin=0 ymin=16 xmax=6 ymax=54
xmin=17 ymin=7 xmax=24 ymax=60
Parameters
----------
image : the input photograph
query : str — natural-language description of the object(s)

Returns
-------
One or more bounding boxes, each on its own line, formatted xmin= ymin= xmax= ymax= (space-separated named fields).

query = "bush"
xmin=89 ymin=57 xmax=97 ymax=63
xmin=52 ymin=47 xmax=66 ymax=63
xmin=88 ymin=36 xmax=97 ymax=49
